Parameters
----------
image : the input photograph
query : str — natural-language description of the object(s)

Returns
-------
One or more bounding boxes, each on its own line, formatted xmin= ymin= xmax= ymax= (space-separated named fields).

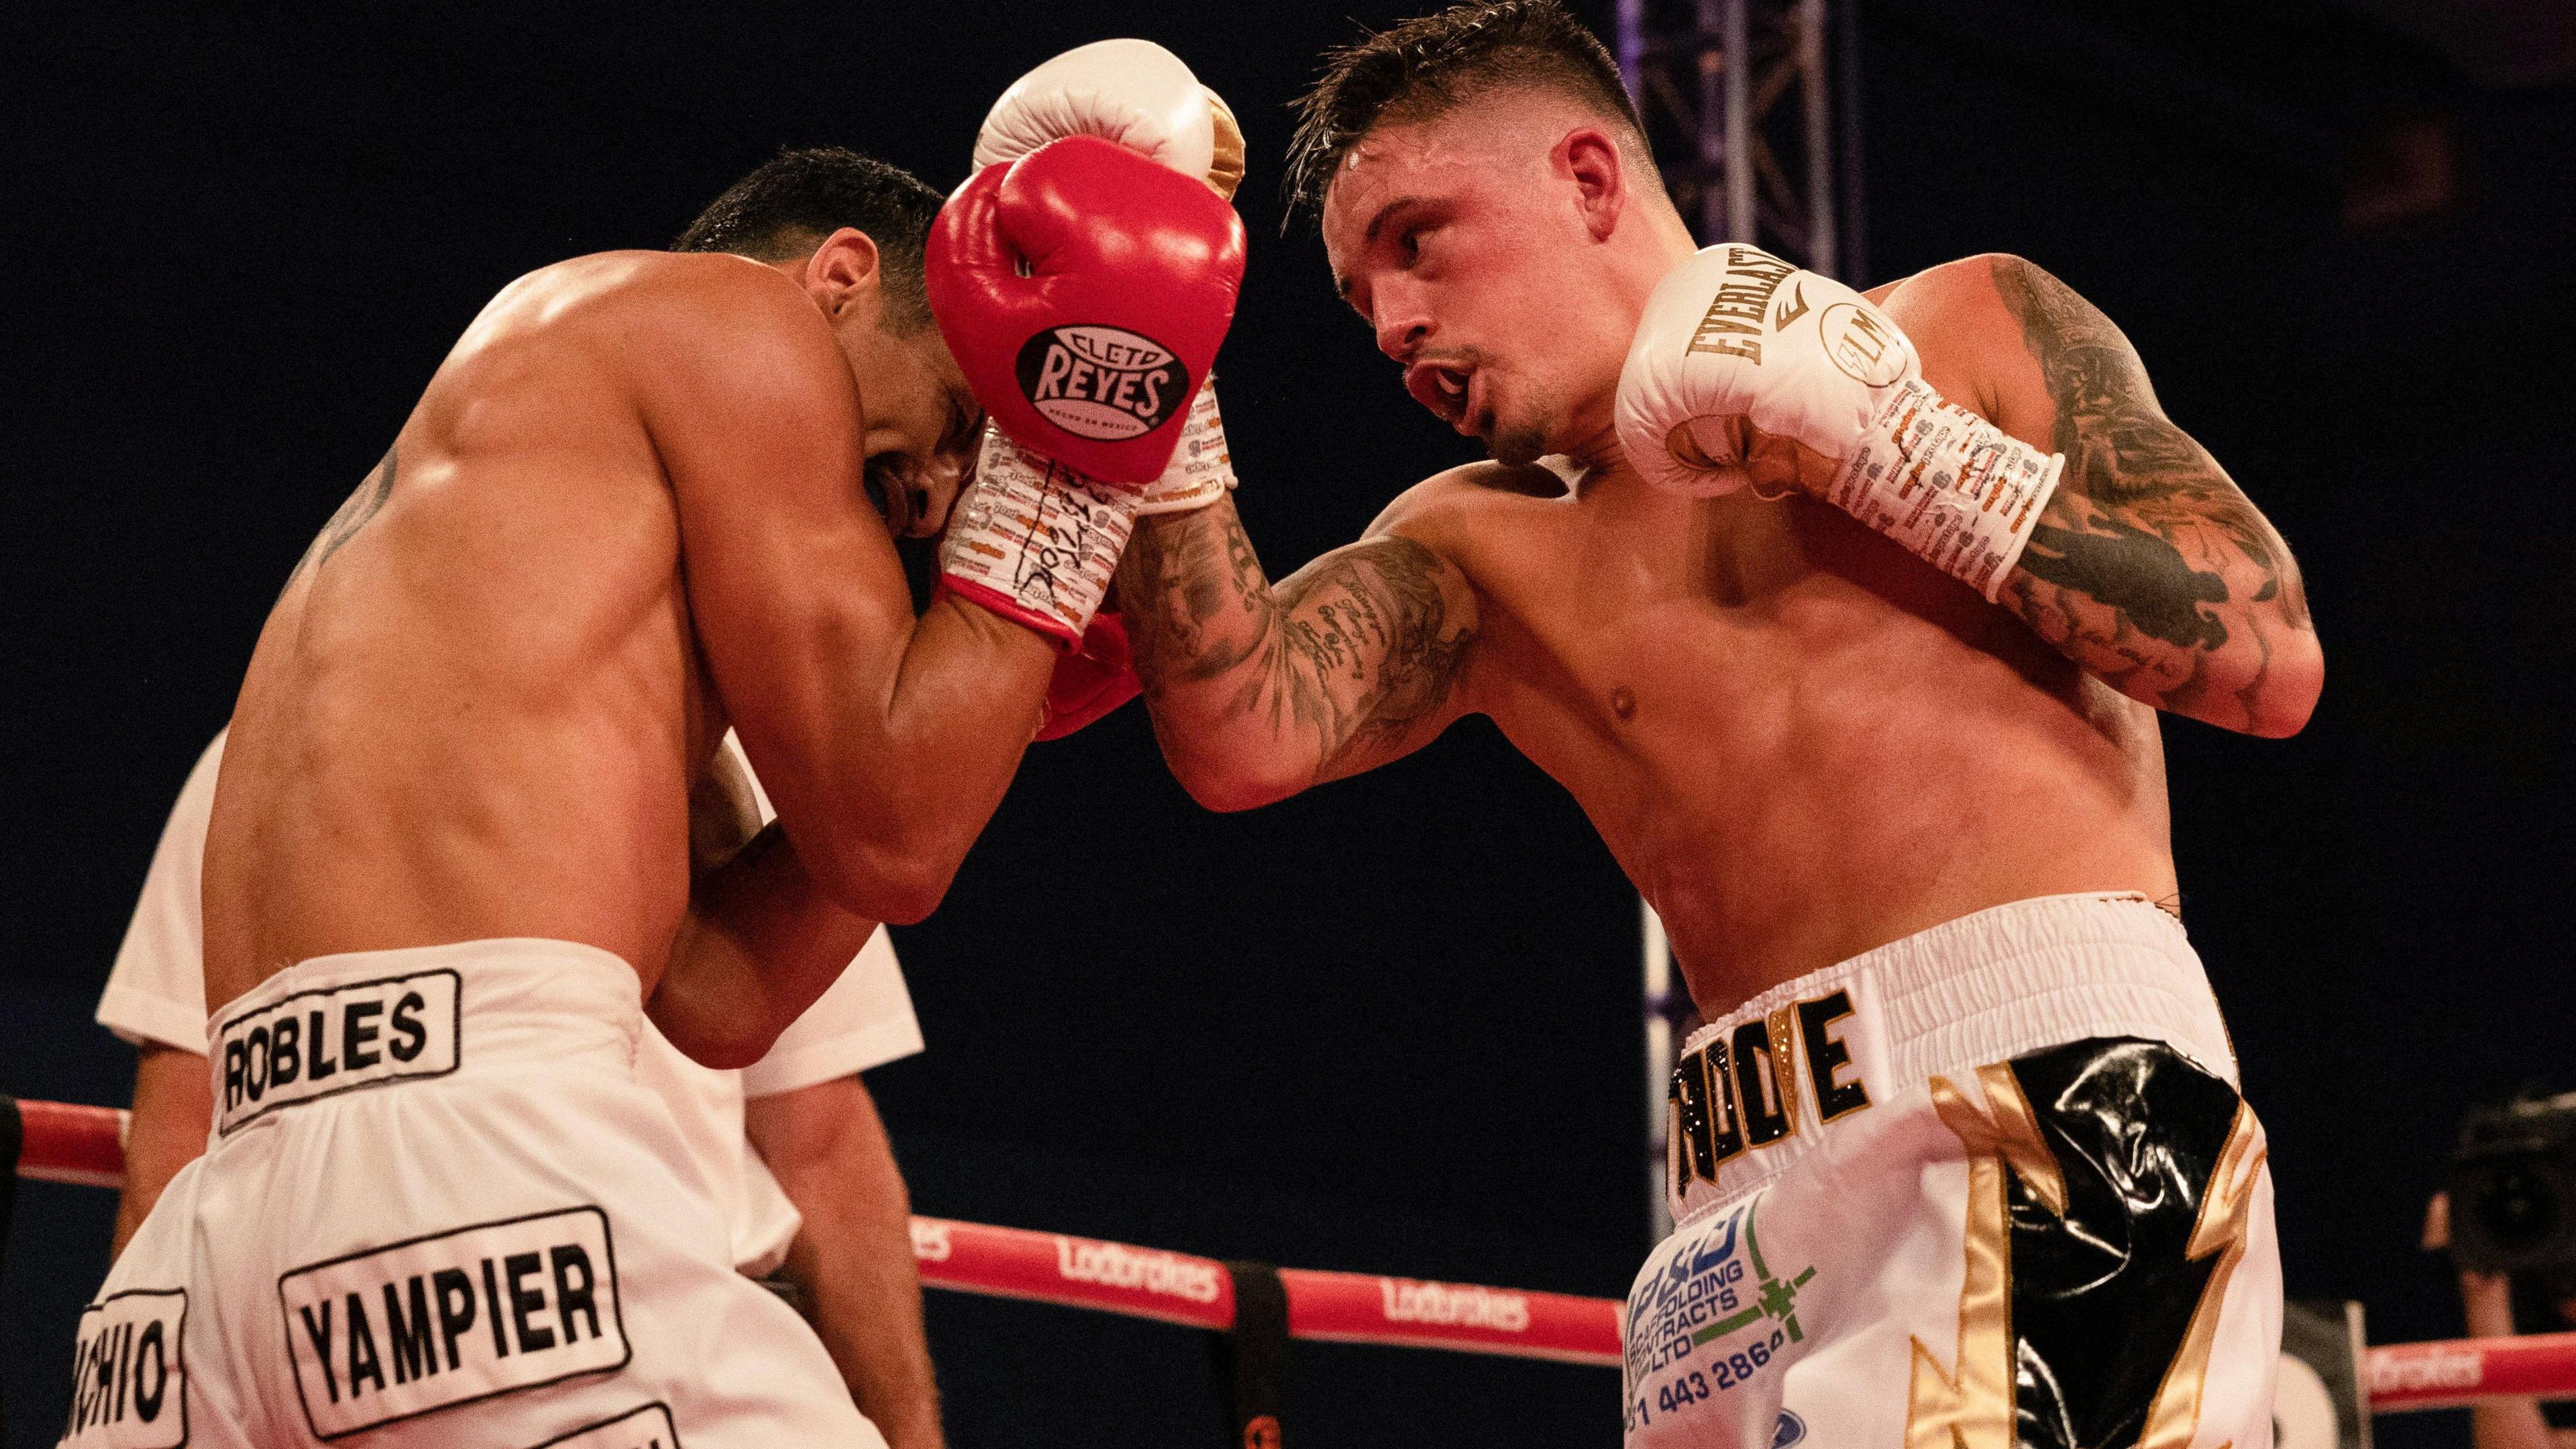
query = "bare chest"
xmin=1449 ymin=490 xmax=2169 ymax=994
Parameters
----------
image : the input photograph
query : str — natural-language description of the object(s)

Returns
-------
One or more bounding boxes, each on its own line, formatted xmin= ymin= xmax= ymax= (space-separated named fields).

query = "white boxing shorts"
xmin=1623 ymin=894 xmax=2281 ymax=1449
xmin=64 ymin=939 xmax=885 ymax=1449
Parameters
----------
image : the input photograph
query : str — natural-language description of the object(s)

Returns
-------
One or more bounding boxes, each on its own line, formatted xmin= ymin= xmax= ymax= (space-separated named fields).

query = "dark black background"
xmin=3 ymin=3 xmax=2569 ymax=1445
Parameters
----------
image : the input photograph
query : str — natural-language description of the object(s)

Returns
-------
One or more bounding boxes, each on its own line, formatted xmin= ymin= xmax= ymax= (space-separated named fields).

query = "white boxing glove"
xmin=1615 ymin=244 xmax=2064 ymax=601
xmin=973 ymin=38 xmax=1246 ymax=201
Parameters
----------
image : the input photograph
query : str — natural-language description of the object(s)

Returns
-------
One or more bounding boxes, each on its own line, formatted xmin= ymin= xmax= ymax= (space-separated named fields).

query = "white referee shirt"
xmin=95 ymin=729 xmax=926 ymax=1277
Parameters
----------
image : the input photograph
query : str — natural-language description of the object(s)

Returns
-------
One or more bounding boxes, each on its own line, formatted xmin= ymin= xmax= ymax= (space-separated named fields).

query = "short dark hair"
xmin=674 ymin=146 xmax=945 ymax=331
xmin=1283 ymin=0 xmax=1650 ymax=226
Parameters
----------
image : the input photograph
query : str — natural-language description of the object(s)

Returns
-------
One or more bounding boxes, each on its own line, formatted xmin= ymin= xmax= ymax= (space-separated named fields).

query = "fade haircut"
xmin=674 ymin=146 xmax=944 ymax=332
xmin=1283 ymin=0 xmax=1654 ymax=227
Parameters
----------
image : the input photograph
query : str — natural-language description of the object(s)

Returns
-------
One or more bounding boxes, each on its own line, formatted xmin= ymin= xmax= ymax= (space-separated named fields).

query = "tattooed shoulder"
xmin=1984 ymin=255 xmax=2310 ymax=716
xmin=1986 ymin=258 xmax=2209 ymax=506
xmin=280 ymin=444 xmax=400 ymax=598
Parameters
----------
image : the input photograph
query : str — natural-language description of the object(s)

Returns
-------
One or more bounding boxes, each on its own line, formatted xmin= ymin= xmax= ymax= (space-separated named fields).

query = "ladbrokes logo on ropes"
xmin=908 ymin=1220 xmax=953 ymax=1264
xmin=1052 ymin=1236 xmax=1222 ymax=1303
xmin=1378 ymin=1278 xmax=1532 ymax=1333
xmin=1016 ymin=325 xmax=1189 ymax=441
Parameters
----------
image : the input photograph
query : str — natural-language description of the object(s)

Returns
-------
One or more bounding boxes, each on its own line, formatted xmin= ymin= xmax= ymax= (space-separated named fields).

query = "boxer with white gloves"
xmin=1108 ymin=4 xmax=2322 ymax=1446
xmin=1617 ymin=245 xmax=2063 ymax=601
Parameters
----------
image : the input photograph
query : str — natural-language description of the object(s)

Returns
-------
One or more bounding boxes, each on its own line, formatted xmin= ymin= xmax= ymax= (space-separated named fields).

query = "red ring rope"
xmin=13 ymin=1099 xmax=125 ymax=1189
xmin=2367 ymin=1330 xmax=2576 ymax=1410
xmin=9 ymin=1098 xmax=2571 ymax=1397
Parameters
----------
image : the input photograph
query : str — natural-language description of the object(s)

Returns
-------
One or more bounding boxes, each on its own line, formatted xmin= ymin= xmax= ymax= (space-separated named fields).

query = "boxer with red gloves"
xmin=75 ymin=138 xmax=1265 ymax=1449
xmin=926 ymin=40 xmax=1252 ymax=739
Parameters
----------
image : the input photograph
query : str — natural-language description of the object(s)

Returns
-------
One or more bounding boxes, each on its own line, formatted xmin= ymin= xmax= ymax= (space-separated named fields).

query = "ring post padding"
xmin=1213 ymin=1260 xmax=1288 ymax=1449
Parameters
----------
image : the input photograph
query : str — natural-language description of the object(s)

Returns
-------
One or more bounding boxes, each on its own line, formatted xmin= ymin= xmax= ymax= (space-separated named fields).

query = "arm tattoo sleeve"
xmin=1989 ymin=259 xmax=2310 ymax=725
xmin=1120 ymin=504 xmax=1476 ymax=784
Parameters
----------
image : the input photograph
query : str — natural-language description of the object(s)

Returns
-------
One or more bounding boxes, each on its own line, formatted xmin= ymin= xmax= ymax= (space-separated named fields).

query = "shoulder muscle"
xmin=1872 ymin=253 xmax=2118 ymax=447
xmin=623 ymin=254 xmax=859 ymax=439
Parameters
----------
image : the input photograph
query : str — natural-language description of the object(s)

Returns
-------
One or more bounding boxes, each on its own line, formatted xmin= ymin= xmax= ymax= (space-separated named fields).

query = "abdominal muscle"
xmin=1470 ymin=487 xmax=2178 ymax=1019
xmin=201 ymin=260 xmax=714 ymax=1016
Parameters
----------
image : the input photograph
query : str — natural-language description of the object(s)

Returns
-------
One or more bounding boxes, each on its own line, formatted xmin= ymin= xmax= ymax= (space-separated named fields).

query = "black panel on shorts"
xmin=2004 ymin=1036 xmax=2246 ymax=1449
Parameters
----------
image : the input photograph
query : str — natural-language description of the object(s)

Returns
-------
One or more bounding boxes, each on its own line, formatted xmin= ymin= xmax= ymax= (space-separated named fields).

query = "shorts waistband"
xmin=1666 ymin=893 xmax=2235 ymax=1224
xmin=209 ymin=938 xmax=642 ymax=1137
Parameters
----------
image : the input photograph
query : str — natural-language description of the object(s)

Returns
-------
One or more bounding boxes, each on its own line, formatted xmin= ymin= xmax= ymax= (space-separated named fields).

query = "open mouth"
xmin=1405 ymin=361 xmax=1478 ymax=433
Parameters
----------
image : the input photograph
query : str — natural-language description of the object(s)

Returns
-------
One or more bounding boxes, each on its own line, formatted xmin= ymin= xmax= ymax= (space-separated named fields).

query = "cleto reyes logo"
xmin=1016 ymin=325 xmax=1189 ymax=441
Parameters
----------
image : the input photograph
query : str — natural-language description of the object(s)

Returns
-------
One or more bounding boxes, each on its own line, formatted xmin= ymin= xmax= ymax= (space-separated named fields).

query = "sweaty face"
xmin=847 ymin=320 xmax=981 ymax=540
xmin=1322 ymin=105 xmax=1641 ymax=467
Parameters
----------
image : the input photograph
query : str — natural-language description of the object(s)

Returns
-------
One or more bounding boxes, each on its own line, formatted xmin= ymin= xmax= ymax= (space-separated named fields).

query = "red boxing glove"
xmin=926 ymin=136 xmax=1247 ymax=484
xmin=1036 ymin=610 xmax=1143 ymax=741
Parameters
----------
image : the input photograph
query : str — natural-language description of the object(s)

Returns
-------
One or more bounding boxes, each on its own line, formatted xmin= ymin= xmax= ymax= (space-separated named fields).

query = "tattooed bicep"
xmin=1986 ymin=258 xmax=2214 ymax=506
xmin=1269 ymin=533 xmax=1481 ymax=774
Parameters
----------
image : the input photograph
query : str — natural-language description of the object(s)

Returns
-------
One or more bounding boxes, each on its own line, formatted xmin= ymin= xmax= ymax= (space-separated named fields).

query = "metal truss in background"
xmin=1613 ymin=0 xmax=1864 ymax=281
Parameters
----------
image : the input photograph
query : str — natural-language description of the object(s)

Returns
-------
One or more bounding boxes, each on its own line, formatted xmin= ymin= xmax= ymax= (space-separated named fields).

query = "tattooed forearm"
xmin=1122 ymin=501 xmax=1273 ymax=684
xmin=1988 ymin=258 xmax=2316 ymax=732
xmin=2016 ymin=515 xmax=2226 ymax=651
xmin=1118 ymin=502 xmax=1477 ymax=791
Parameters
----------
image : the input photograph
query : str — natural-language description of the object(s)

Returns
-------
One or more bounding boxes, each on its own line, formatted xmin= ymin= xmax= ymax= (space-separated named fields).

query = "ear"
xmin=804 ymin=226 xmax=886 ymax=320
xmin=1558 ymin=127 xmax=1627 ymax=241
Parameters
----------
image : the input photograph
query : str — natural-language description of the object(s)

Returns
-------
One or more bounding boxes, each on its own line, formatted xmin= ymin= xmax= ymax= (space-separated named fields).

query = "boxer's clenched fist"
xmin=926 ymin=137 xmax=1245 ymax=486
xmin=1616 ymin=244 xmax=2064 ymax=600
xmin=926 ymin=136 xmax=1244 ymax=645
xmin=963 ymin=37 xmax=1248 ymax=715
xmin=1615 ymin=244 xmax=1921 ymax=497
xmin=967 ymin=40 xmax=1247 ymax=519
xmin=974 ymin=38 xmax=1245 ymax=201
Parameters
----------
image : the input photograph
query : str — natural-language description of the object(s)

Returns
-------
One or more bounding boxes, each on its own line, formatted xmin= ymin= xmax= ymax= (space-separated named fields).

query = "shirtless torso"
xmin=1116 ymin=91 xmax=2316 ymax=1018
xmin=205 ymin=241 xmax=1048 ymax=1049
xmin=1386 ymin=410 xmax=2173 ymax=1006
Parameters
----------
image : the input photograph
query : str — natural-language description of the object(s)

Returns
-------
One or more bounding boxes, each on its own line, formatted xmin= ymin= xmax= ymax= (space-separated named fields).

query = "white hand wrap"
xmin=1826 ymin=378 xmax=2062 ymax=601
xmin=940 ymin=429 xmax=1137 ymax=645
xmin=1132 ymin=382 xmax=1237 ymax=517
